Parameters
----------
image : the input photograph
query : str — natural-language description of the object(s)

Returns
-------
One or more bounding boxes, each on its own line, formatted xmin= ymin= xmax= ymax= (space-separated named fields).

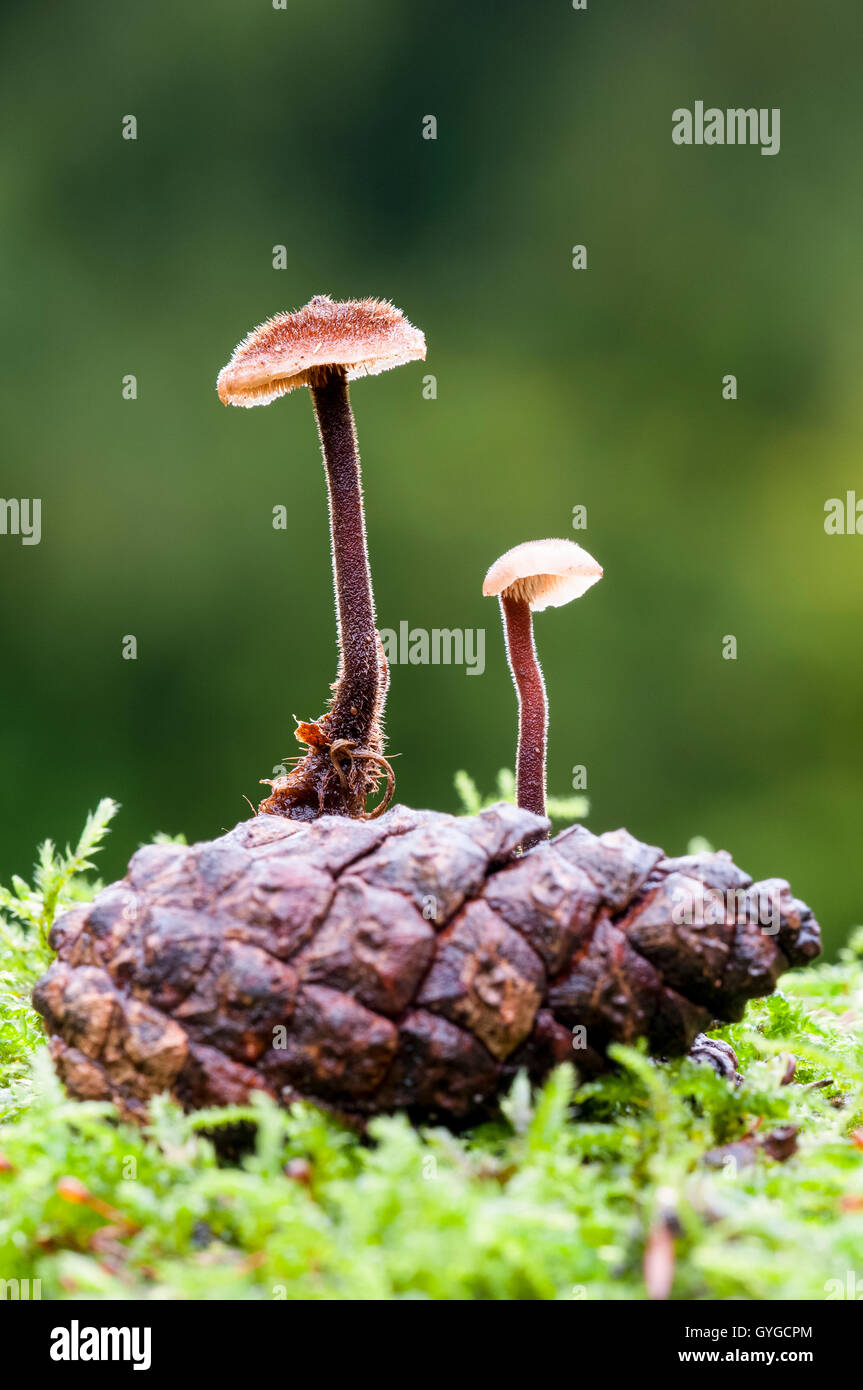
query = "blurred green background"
xmin=1 ymin=0 xmax=860 ymax=954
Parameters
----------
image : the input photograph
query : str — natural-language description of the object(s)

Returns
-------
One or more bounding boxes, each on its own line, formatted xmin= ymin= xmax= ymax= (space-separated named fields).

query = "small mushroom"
xmin=483 ymin=538 xmax=602 ymax=843
xmin=217 ymin=295 xmax=426 ymax=819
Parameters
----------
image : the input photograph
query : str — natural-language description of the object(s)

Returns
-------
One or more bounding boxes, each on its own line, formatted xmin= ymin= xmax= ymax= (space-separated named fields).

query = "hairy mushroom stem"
xmin=500 ymin=593 xmax=548 ymax=844
xmin=310 ymin=367 xmax=381 ymax=744
xmin=258 ymin=368 xmax=389 ymax=820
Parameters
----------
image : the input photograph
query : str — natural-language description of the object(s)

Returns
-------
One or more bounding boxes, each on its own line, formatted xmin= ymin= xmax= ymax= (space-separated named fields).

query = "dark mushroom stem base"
xmin=500 ymin=594 xmax=548 ymax=848
xmin=259 ymin=367 xmax=392 ymax=820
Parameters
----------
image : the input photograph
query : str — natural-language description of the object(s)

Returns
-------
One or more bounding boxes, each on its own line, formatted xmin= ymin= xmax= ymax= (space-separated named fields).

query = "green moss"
xmin=1 ymin=804 xmax=862 ymax=1301
xmin=454 ymin=767 xmax=589 ymax=824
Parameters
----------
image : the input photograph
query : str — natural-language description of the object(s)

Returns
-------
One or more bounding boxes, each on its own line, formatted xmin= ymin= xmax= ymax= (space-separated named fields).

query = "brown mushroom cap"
xmin=482 ymin=538 xmax=603 ymax=612
xmin=217 ymin=294 xmax=427 ymax=407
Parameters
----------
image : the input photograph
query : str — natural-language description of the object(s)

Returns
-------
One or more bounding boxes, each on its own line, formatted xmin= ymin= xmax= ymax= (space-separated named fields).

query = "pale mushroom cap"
xmin=482 ymin=538 xmax=603 ymax=612
xmin=217 ymin=294 xmax=426 ymax=407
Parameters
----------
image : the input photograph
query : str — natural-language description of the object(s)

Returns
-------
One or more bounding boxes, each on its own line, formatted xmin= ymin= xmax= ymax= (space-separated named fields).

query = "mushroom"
xmin=217 ymin=294 xmax=426 ymax=819
xmin=483 ymin=538 xmax=602 ymax=842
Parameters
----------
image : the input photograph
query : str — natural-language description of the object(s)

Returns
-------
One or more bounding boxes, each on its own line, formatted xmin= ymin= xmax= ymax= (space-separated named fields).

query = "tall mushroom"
xmin=217 ymin=294 xmax=426 ymax=820
xmin=483 ymin=538 xmax=602 ymax=842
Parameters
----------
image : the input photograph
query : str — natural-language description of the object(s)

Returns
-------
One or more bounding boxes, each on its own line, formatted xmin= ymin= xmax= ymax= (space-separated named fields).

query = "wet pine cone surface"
xmin=32 ymin=804 xmax=821 ymax=1126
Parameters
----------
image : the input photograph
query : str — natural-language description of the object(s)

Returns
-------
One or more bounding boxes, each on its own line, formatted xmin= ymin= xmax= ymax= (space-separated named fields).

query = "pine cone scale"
xmin=416 ymin=900 xmax=545 ymax=1060
xmin=291 ymin=878 xmax=436 ymax=1016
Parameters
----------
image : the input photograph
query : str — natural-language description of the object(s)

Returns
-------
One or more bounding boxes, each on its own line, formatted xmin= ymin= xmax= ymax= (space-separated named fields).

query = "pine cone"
xmin=32 ymin=805 xmax=821 ymax=1126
